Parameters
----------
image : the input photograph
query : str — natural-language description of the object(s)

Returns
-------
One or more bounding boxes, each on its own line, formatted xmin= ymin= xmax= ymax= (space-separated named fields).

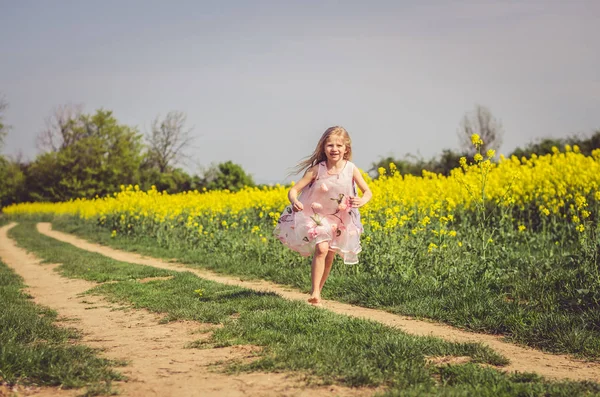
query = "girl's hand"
xmin=349 ymin=196 xmax=364 ymax=208
xmin=292 ymin=200 xmax=304 ymax=212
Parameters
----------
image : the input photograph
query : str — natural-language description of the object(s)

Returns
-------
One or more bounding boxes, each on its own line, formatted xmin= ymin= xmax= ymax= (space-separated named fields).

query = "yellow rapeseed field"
xmin=5 ymin=143 xmax=600 ymax=241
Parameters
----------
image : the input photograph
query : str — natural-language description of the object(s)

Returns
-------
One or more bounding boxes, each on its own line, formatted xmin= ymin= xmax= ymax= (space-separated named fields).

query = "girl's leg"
xmin=309 ymin=241 xmax=329 ymax=304
xmin=319 ymin=250 xmax=336 ymax=292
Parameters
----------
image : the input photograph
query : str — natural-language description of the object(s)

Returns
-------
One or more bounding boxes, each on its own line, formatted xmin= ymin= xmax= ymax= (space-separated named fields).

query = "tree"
xmin=0 ymin=96 xmax=24 ymax=208
xmin=427 ymin=149 xmax=469 ymax=176
xmin=201 ymin=161 xmax=255 ymax=192
xmin=509 ymin=137 xmax=565 ymax=159
xmin=369 ymin=148 xmax=468 ymax=179
xmin=139 ymin=166 xmax=198 ymax=194
xmin=369 ymin=155 xmax=424 ymax=178
xmin=0 ymin=156 xmax=26 ymax=207
xmin=29 ymin=109 xmax=144 ymax=201
xmin=0 ymin=95 xmax=9 ymax=149
xmin=458 ymin=105 xmax=504 ymax=155
xmin=145 ymin=111 xmax=194 ymax=173
xmin=24 ymin=151 xmax=64 ymax=202
xmin=36 ymin=104 xmax=84 ymax=152
xmin=566 ymin=129 xmax=600 ymax=156
xmin=510 ymin=129 xmax=600 ymax=159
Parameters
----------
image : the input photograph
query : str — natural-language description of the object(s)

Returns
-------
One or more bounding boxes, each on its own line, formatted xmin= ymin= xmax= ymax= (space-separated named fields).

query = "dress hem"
xmin=283 ymin=237 xmax=362 ymax=265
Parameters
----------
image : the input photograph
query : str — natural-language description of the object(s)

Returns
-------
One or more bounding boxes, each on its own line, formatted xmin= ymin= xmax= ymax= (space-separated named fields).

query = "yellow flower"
xmin=576 ymin=224 xmax=585 ymax=232
xmin=572 ymin=215 xmax=580 ymax=224
xmin=518 ymin=225 xmax=526 ymax=232
xmin=389 ymin=162 xmax=398 ymax=174
xmin=486 ymin=149 xmax=496 ymax=158
xmin=471 ymin=134 xmax=483 ymax=146
xmin=539 ymin=206 xmax=551 ymax=216
xmin=474 ymin=153 xmax=483 ymax=162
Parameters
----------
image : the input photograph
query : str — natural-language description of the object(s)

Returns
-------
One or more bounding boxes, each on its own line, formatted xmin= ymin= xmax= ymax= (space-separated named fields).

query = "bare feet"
xmin=307 ymin=297 xmax=322 ymax=307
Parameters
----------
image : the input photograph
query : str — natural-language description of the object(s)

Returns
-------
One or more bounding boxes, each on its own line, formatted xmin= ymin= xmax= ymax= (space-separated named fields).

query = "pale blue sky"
xmin=1 ymin=0 xmax=599 ymax=183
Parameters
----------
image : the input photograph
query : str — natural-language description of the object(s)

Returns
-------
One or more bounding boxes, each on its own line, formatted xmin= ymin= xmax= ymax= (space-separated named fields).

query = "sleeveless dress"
xmin=274 ymin=161 xmax=363 ymax=264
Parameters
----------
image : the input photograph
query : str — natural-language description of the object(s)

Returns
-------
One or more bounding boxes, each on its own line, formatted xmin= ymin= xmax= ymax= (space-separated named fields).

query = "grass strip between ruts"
xmin=0 ymin=257 xmax=122 ymax=396
xmin=49 ymin=216 xmax=600 ymax=361
xmin=8 ymin=222 xmax=600 ymax=397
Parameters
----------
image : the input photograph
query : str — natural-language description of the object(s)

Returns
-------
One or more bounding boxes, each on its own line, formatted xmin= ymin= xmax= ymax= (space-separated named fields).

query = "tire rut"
xmin=33 ymin=222 xmax=600 ymax=383
xmin=0 ymin=223 xmax=377 ymax=397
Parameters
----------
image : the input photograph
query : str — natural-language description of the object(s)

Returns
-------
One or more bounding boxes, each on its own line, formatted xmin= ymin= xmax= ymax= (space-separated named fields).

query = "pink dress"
xmin=274 ymin=161 xmax=363 ymax=264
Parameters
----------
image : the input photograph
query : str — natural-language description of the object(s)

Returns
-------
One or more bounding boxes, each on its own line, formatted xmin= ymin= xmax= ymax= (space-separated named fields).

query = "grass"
xmin=7 ymin=221 xmax=600 ymax=396
xmin=0 ymin=257 xmax=122 ymax=395
xmin=50 ymin=217 xmax=600 ymax=361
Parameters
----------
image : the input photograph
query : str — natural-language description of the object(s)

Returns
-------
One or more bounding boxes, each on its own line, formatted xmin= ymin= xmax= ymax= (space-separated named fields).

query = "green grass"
xmin=10 ymin=222 xmax=177 ymax=283
xmin=8 ymin=221 xmax=600 ymax=396
xmin=50 ymin=217 xmax=600 ymax=361
xmin=0 ymin=257 xmax=122 ymax=395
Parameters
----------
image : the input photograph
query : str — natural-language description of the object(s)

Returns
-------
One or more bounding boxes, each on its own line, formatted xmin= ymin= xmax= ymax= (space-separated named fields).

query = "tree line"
xmin=0 ymin=99 xmax=254 ymax=207
xmin=1 ymin=98 xmax=599 ymax=208
xmin=369 ymin=105 xmax=600 ymax=178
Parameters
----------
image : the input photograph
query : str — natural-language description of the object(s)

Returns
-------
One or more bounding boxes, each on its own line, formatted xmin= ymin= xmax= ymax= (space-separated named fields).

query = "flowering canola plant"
xmin=4 ymin=145 xmax=600 ymax=247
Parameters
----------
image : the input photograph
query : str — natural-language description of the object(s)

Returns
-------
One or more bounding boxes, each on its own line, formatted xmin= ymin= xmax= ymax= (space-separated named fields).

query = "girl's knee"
xmin=315 ymin=242 xmax=329 ymax=256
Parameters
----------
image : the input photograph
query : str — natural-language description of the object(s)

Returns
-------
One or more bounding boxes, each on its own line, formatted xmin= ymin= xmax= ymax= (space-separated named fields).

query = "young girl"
xmin=274 ymin=126 xmax=372 ymax=306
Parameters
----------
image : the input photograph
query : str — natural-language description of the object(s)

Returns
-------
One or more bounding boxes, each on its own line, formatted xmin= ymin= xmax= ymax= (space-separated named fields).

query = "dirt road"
xmin=0 ymin=223 xmax=376 ymax=397
xmin=34 ymin=222 xmax=600 ymax=384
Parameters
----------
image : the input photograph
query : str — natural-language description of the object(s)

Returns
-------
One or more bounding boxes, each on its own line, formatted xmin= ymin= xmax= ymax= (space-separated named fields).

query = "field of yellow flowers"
xmin=4 ymin=139 xmax=600 ymax=359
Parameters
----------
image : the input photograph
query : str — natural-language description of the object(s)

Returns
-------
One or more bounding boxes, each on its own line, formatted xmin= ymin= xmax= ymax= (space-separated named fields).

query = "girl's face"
xmin=324 ymin=135 xmax=348 ymax=163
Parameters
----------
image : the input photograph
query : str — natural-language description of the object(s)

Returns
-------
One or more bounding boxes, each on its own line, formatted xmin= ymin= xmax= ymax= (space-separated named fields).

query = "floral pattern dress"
xmin=274 ymin=161 xmax=363 ymax=264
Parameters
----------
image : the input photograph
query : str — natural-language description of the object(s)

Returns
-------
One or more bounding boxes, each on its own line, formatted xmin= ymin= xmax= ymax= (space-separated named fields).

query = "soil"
xmin=2 ymin=221 xmax=600 ymax=396
xmin=0 ymin=223 xmax=378 ymax=397
xmin=34 ymin=222 xmax=600 ymax=383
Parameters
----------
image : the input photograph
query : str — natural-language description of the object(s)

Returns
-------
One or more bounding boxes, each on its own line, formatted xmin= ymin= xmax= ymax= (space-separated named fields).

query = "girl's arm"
xmin=287 ymin=166 xmax=317 ymax=212
xmin=350 ymin=166 xmax=372 ymax=208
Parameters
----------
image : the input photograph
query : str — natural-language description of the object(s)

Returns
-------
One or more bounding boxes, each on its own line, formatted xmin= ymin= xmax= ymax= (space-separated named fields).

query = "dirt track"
xmin=32 ymin=222 xmax=600 ymax=384
xmin=0 ymin=223 xmax=376 ymax=397
xmin=2 ymin=221 xmax=600 ymax=397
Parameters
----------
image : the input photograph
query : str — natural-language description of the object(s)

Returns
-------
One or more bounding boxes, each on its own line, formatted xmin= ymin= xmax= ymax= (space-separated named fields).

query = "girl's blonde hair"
xmin=290 ymin=126 xmax=353 ymax=176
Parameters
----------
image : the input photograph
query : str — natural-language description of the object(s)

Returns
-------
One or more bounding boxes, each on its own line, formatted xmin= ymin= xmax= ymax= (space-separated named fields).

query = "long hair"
xmin=289 ymin=126 xmax=353 ymax=177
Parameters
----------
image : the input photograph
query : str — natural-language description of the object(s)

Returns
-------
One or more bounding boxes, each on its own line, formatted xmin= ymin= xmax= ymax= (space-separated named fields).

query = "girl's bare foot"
xmin=307 ymin=297 xmax=322 ymax=307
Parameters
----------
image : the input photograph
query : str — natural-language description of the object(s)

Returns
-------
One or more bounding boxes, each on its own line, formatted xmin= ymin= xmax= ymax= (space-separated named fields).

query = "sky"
xmin=1 ymin=0 xmax=599 ymax=184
